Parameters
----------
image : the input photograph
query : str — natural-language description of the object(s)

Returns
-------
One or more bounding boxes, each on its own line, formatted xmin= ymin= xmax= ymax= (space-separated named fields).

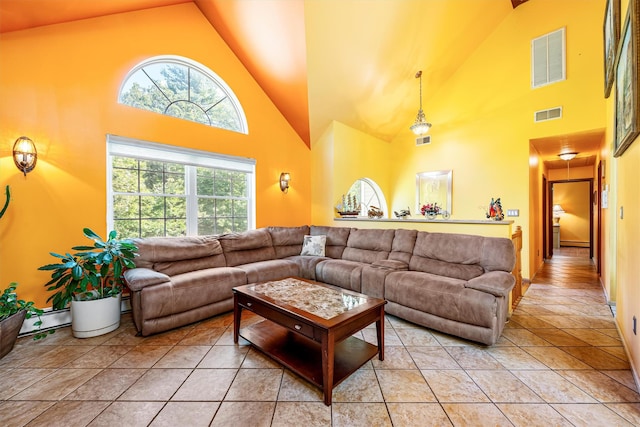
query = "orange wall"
xmin=0 ymin=3 xmax=311 ymax=307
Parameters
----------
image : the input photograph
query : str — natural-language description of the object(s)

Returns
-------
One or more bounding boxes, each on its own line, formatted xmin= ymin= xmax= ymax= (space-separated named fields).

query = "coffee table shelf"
xmin=240 ymin=319 xmax=378 ymax=389
xmin=233 ymin=277 xmax=385 ymax=405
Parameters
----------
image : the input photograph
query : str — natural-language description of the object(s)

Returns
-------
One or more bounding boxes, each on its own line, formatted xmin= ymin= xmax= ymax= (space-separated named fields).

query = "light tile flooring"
xmin=1 ymin=248 xmax=639 ymax=426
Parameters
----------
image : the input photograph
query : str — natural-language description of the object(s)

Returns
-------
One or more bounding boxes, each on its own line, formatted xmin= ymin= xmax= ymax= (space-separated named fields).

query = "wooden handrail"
xmin=511 ymin=226 xmax=523 ymax=309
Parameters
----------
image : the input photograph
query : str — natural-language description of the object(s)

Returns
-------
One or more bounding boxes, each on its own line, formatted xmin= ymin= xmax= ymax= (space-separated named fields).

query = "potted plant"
xmin=0 ymin=283 xmax=51 ymax=358
xmin=39 ymin=228 xmax=138 ymax=338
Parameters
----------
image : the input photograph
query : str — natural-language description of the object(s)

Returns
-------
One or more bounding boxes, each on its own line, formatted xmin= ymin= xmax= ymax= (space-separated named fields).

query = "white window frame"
xmin=106 ymin=134 xmax=256 ymax=236
xmin=531 ymin=27 xmax=566 ymax=88
xmin=118 ymin=55 xmax=249 ymax=134
xmin=347 ymin=177 xmax=388 ymax=217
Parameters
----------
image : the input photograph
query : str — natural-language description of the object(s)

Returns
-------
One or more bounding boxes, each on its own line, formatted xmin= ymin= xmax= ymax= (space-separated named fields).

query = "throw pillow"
xmin=300 ymin=235 xmax=326 ymax=256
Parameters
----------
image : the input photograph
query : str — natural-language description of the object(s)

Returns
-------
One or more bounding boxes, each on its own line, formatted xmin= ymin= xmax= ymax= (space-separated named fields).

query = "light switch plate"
xmin=507 ymin=209 xmax=519 ymax=217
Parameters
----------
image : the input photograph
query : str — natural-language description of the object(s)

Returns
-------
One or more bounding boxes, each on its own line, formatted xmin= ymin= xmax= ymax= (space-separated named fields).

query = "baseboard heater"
xmin=18 ymin=296 xmax=132 ymax=337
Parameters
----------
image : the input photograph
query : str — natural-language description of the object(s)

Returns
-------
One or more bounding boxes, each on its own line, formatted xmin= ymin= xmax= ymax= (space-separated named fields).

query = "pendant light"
xmin=410 ymin=71 xmax=432 ymax=135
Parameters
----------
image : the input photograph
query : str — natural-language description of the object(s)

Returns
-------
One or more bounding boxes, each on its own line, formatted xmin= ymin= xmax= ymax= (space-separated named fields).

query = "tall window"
xmin=531 ymin=28 xmax=566 ymax=88
xmin=346 ymin=178 xmax=388 ymax=217
xmin=118 ymin=55 xmax=248 ymax=133
xmin=107 ymin=135 xmax=255 ymax=238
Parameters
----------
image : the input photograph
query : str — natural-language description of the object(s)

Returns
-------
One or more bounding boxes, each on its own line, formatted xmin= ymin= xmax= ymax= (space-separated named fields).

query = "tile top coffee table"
xmin=233 ymin=277 xmax=386 ymax=405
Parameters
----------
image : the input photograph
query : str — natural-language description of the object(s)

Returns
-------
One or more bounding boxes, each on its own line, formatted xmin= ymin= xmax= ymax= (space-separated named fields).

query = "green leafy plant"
xmin=0 ymin=185 xmax=9 ymax=219
xmin=0 ymin=283 xmax=52 ymax=340
xmin=39 ymin=228 xmax=138 ymax=310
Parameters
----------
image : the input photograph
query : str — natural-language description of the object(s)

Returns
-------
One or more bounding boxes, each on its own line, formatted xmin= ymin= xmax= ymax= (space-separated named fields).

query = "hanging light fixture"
xmin=410 ymin=70 xmax=431 ymax=135
xmin=558 ymin=152 xmax=577 ymax=180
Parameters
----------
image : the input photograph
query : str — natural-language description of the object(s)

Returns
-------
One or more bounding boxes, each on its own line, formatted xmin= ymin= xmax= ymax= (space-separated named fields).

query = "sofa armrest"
xmin=465 ymin=271 xmax=515 ymax=298
xmin=124 ymin=268 xmax=171 ymax=292
xmin=371 ymin=260 xmax=409 ymax=270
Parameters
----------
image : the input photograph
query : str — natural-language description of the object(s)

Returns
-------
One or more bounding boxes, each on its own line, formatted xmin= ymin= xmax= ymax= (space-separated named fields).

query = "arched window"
xmin=118 ymin=55 xmax=248 ymax=134
xmin=345 ymin=178 xmax=388 ymax=217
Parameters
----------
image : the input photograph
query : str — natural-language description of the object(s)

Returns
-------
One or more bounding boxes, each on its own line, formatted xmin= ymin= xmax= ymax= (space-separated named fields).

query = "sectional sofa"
xmin=124 ymin=225 xmax=516 ymax=345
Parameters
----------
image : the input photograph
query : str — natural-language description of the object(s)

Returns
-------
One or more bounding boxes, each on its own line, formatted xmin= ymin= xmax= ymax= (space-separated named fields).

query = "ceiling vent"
xmin=416 ymin=135 xmax=431 ymax=146
xmin=534 ymin=106 xmax=562 ymax=122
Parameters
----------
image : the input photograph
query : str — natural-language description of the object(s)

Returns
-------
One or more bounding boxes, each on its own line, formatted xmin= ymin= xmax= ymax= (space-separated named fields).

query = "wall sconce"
xmin=279 ymin=172 xmax=291 ymax=193
xmin=13 ymin=136 xmax=37 ymax=176
xmin=552 ymin=204 xmax=565 ymax=224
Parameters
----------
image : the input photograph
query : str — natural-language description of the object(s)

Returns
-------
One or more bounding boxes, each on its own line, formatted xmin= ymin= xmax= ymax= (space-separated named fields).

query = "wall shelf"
xmin=334 ymin=217 xmax=514 ymax=225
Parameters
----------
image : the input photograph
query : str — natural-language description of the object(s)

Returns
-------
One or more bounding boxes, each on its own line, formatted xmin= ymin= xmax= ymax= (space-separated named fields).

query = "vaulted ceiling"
xmin=0 ymin=0 xmax=599 ymax=167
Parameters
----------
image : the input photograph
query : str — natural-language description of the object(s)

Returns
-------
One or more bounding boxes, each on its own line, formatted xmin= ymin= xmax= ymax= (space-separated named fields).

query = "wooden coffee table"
xmin=233 ymin=277 xmax=386 ymax=405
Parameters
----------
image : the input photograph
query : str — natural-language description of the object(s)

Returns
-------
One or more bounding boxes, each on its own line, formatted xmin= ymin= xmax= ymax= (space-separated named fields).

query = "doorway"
xmin=548 ymin=179 xmax=593 ymax=259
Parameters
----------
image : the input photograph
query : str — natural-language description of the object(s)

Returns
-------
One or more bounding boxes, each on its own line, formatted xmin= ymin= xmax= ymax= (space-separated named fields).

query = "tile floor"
xmin=1 ymin=248 xmax=639 ymax=426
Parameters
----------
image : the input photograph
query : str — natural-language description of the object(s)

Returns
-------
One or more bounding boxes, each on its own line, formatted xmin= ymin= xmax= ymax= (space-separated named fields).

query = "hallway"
xmin=0 ymin=248 xmax=639 ymax=426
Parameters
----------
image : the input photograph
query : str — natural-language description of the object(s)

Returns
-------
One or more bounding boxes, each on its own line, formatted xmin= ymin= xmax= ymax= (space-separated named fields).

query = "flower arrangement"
xmin=420 ymin=203 xmax=440 ymax=216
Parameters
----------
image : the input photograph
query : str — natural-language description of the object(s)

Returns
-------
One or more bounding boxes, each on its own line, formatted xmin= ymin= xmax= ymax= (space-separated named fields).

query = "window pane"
xmin=197 ymin=168 xmax=215 ymax=196
xmin=140 ymin=219 xmax=165 ymax=238
xmin=164 ymin=172 xmax=185 ymax=195
xmin=112 ymin=168 xmax=139 ymax=193
xmin=166 ymin=101 xmax=210 ymax=125
xmin=140 ymin=195 xmax=165 ymax=218
xmin=209 ymin=98 xmax=242 ymax=132
xmin=114 ymin=219 xmax=140 ymax=238
xmin=198 ymin=218 xmax=215 ymax=235
xmin=231 ymin=172 xmax=247 ymax=197
xmin=216 ymin=218 xmax=233 ymax=234
xmin=216 ymin=199 xmax=232 ymax=217
xmin=214 ymin=170 xmax=232 ymax=196
xmin=166 ymin=196 xmax=186 ymax=219
xmin=198 ymin=198 xmax=215 ymax=217
xmin=166 ymin=219 xmax=187 ymax=237
xmin=113 ymin=195 xmax=140 ymax=219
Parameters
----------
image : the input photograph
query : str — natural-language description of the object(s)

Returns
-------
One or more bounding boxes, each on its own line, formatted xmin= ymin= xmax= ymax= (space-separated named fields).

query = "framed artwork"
xmin=415 ymin=170 xmax=452 ymax=214
xmin=604 ymin=0 xmax=620 ymax=98
xmin=614 ymin=0 xmax=640 ymax=157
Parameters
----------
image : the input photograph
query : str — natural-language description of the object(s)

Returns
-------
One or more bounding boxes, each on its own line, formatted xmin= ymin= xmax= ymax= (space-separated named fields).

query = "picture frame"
xmin=614 ymin=0 xmax=640 ymax=157
xmin=415 ymin=170 xmax=452 ymax=215
xmin=604 ymin=0 xmax=620 ymax=98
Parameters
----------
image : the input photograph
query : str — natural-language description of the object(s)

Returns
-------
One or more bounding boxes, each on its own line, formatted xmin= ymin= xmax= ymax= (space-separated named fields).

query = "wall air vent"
xmin=534 ymin=106 xmax=562 ymax=122
xmin=416 ymin=135 xmax=431 ymax=146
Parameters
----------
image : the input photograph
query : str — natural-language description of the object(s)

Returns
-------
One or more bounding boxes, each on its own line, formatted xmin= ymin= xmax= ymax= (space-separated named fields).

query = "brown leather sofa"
xmin=124 ymin=225 xmax=515 ymax=345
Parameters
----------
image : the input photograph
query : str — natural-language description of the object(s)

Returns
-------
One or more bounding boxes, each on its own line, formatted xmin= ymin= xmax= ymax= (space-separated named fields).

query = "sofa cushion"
xmin=286 ymin=255 xmax=330 ymax=280
xmin=311 ymin=225 xmax=351 ymax=259
xmin=300 ymin=235 xmax=326 ymax=256
xmin=480 ymin=237 xmax=516 ymax=272
xmin=134 ymin=235 xmax=224 ymax=269
xmin=140 ymin=267 xmax=247 ymax=319
xmin=219 ymin=228 xmax=276 ymax=267
xmin=389 ymin=229 xmax=418 ymax=264
xmin=342 ymin=228 xmax=394 ymax=264
xmin=409 ymin=257 xmax=484 ymax=281
xmin=268 ymin=225 xmax=309 ymax=258
xmin=236 ymin=259 xmax=300 ymax=283
xmin=384 ymin=271 xmax=497 ymax=329
xmin=315 ymin=259 xmax=364 ymax=292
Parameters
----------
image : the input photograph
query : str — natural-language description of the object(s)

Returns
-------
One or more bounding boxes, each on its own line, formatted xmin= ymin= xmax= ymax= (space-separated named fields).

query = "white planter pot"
xmin=71 ymin=293 xmax=121 ymax=338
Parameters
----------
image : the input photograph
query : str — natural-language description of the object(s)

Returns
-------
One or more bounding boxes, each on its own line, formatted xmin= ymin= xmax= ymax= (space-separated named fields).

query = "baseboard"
xmin=18 ymin=296 xmax=132 ymax=337
xmin=615 ymin=314 xmax=640 ymax=395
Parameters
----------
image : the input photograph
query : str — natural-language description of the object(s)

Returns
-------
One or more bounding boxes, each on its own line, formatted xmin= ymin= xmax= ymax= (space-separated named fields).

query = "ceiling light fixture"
xmin=558 ymin=152 xmax=577 ymax=161
xmin=410 ymin=70 xmax=431 ymax=135
xmin=558 ymin=152 xmax=577 ymax=180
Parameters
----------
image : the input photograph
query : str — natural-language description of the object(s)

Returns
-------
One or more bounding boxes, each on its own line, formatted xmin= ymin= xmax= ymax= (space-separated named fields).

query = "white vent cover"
xmin=416 ymin=135 xmax=431 ymax=146
xmin=532 ymin=28 xmax=566 ymax=88
xmin=534 ymin=106 xmax=562 ymax=122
